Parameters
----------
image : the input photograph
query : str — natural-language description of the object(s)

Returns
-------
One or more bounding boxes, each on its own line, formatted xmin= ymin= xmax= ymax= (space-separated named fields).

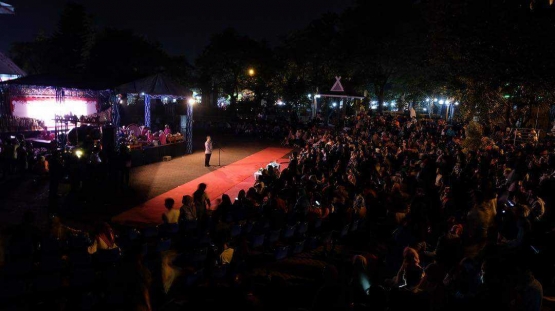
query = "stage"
xmin=130 ymin=141 xmax=188 ymax=167
xmin=111 ymin=146 xmax=292 ymax=226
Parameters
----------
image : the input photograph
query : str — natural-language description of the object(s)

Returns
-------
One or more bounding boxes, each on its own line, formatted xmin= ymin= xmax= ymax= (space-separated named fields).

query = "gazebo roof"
xmin=318 ymin=76 xmax=364 ymax=99
xmin=116 ymin=73 xmax=188 ymax=97
xmin=2 ymin=73 xmax=111 ymax=90
xmin=0 ymin=51 xmax=25 ymax=76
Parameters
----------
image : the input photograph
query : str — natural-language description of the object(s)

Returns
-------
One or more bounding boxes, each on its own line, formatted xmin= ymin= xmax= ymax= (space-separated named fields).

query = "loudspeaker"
xmin=101 ymin=125 xmax=116 ymax=154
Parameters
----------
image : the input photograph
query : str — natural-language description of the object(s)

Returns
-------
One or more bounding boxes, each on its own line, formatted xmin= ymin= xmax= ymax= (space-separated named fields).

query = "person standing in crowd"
xmin=204 ymin=135 xmax=213 ymax=167
xmin=162 ymin=198 xmax=180 ymax=225
xmin=194 ymin=183 xmax=211 ymax=226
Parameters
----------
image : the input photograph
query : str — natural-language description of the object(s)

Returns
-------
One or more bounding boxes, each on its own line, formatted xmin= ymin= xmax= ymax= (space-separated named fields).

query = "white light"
xmin=315 ymin=94 xmax=321 ymax=99
xmin=434 ymin=98 xmax=438 ymax=102
xmin=172 ymin=98 xmax=177 ymax=103
xmin=163 ymin=97 xmax=167 ymax=101
xmin=384 ymin=102 xmax=388 ymax=106
xmin=455 ymin=101 xmax=459 ymax=106
xmin=332 ymin=102 xmax=337 ymax=107
xmin=371 ymin=101 xmax=377 ymax=104
xmin=307 ymin=94 xmax=312 ymax=99
xmin=277 ymin=100 xmax=284 ymax=106
xmin=439 ymin=100 xmax=444 ymax=105
xmin=445 ymin=100 xmax=450 ymax=105
xmin=119 ymin=100 xmax=123 ymax=104
xmin=188 ymin=98 xmax=196 ymax=105
xmin=426 ymin=98 xmax=430 ymax=102
xmin=391 ymin=101 xmax=396 ymax=105
xmin=12 ymin=99 xmax=96 ymax=129
xmin=423 ymin=108 xmax=427 ymax=111
xmin=140 ymin=92 xmax=145 ymax=96
xmin=75 ymin=150 xmax=83 ymax=159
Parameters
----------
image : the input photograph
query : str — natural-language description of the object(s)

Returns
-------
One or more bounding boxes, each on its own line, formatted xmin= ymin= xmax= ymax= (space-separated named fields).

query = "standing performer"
xmin=204 ymin=136 xmax=212 ymax=167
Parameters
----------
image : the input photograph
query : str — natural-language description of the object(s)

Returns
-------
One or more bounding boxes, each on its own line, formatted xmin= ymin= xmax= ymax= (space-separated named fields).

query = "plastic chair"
xmin=250 ymin=234 xmax=265 ymax=249
xmin=181 ymin=220 xmax=198 ymax=232
xmin=185 ymin=268 xmax=204 ymax=286
xmin=296 ymin=222 xmax=309 ymax=237
xmin=350 ymin=220 xmax=359 ymax=233
xmin=339 ymin=224 xmax=350 ymax=238
xmin=266 ymin=229 xmax=281 ymax=247
xmin=211 ymin=264 xmax=228 ymax=279
xmin=242 ymin=221 xmax=255 ymax=235
xmin=155 ymin=238 xmax=172 ymax=252
xmin=313 ymin=218 xmax=322 ymax=230
xmin=291 ymin=240 xmax=305 ymax=255
xmin=160 ymin=223 xmax=179 ymax=237
xmin=96 ymin=248 xmax=121 ymax=265
xmin=231 ymin=223 xmax=243 ymax=238
xmin=305 ymin=236 xmax=319 ymax=250
xmin=274 ymin=246 xmax=290 ymax=261
xmin=142 ymin=226 xmax=159 ymax=238
xmin=282 ymin=225 xmax=297 ymax=239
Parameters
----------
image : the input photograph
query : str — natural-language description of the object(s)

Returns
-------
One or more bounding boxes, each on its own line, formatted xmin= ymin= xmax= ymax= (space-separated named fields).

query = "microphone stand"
xmin=213 ymin=142 xmax=224 ymax=167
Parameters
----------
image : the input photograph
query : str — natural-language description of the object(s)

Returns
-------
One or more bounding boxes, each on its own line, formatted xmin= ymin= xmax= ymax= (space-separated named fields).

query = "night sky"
xmin=0 ymin=0 xmax=353 ymax=62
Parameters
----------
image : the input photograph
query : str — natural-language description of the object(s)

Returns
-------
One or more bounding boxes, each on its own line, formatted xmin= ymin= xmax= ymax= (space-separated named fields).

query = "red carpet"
xmin=112 ymin=147 xmax=291 ymax=226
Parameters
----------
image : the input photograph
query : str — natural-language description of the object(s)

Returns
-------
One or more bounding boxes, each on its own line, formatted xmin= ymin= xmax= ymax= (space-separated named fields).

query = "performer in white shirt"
xmin=204 ymin=136 xmax=213 ymax=167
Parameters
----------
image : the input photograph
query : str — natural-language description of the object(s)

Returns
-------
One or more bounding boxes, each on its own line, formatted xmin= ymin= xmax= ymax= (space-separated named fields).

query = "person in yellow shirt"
xmin=162 ymin=198 xmax=180 ymax=224
xmin=219 ymin=241 xmax=234 ymax=265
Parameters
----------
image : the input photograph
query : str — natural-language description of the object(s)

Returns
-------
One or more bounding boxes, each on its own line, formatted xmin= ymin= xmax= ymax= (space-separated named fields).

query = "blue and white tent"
xmin=0 ymin=2 xmax=14 ymax=14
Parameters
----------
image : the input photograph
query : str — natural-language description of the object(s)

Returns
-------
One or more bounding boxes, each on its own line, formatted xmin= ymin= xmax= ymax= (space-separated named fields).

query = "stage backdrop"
xmin=11 ymin=98 xmax=97 ymax=128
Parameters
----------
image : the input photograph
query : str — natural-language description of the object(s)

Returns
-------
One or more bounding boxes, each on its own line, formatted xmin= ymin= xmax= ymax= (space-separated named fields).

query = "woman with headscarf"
xmin=87 ymin=222 xmax=119 ymax=254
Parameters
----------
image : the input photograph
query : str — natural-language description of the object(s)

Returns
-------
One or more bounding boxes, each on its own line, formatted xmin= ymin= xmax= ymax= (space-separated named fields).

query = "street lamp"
xmin=248 ymin=68 xmax=255 ymax=77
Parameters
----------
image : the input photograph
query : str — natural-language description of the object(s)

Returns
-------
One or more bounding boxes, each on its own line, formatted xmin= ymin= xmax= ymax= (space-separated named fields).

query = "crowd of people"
xmin=0 ymin=111 xmax=554 ymax=310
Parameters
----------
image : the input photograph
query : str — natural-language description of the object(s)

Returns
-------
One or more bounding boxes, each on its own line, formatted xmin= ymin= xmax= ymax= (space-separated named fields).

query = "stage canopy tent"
xmin=116 ymin=73 xmax=188 ymax=97
xmin=0 ymin=2 xmax=14 ymax=14
xmin=0 ymin=51 xmax=25 ymax=82
xmin=0 ymin=74 xmax=111 ymax=128
xmin=115 ymin=73 xmax=193 ymax=153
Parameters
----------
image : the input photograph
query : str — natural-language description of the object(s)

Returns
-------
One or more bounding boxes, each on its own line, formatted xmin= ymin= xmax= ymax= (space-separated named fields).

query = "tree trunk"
xmin=505 ymin=101 xmax=512 ymax=128
xmin=375 ymin=83 xmax=385 ymax=114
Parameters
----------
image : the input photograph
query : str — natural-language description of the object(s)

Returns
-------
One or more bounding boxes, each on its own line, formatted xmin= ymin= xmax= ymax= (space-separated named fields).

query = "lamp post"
xmin=248 ymin=68 xmax=255 ymax=77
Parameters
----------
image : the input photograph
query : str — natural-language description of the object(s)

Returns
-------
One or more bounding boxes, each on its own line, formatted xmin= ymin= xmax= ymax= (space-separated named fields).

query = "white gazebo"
xmin=312 ymin=76 xmax=364 ymax=119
